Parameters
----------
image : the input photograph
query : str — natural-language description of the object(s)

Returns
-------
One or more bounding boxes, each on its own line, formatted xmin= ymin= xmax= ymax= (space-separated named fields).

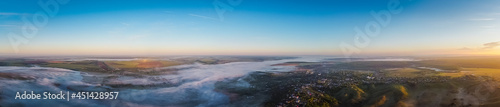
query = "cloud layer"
xmin=483 ymin=41 xmax=500 ymax=49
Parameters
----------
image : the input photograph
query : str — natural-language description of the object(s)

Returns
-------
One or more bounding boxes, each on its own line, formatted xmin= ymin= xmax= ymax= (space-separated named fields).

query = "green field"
xmin=0 ymin=56 xmax=293 ymax=74
xmin=439 ymin=68 xmax=500 ymax=80
xmin=104 ymin=60 xmax=182 ymax=69
xmin=40 ymin=60 xmax=113 ymax=72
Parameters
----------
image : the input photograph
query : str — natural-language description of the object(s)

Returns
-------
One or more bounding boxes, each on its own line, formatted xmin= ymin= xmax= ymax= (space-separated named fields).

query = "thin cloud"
xmin=469 ymin=18 xmax=495 ymax=21
xmin=483 ymin=41 xmax=500 ymax=49
xmin=0 ymin=12 xmax=28 ymax=16
xmin=0 ymin=25 xmax=16 ymax=27
xmin=127 ymin=35 xmax=148 ymax=40
xmin=121 ymin=22 xmax=130 ymax=26
xmin=0 ymin=13 xmax=29 ymax=19
xmin=457 ymin=41 xmax=500 ymax=51
xmin=457 ymin=47 xmax=472 ymax=50
xmin=0 ymin=25 xmax=20 ymax=29
xmin=108 ymin=22 xmax=131 ymax=34
xmin=188 ymin=14 xmax=217 ymax=20
xmin=480 ymin=25 xmax=496 ymax=28
xmin=478 ymin=12 xmax=500 ymax=16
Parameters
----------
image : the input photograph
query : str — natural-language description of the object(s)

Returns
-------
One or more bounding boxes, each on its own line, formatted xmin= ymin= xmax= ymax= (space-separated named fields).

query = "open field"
xmin=104 ymin=60 xmax=182 ymax=69
xmin=2 ymin=56 xmax=500 ymax=106
xmin=462 ymin=68 xmax=500 ymax=80
xmin=216 ymin=67 xmax=500 ymax=107
xmin=419 ymin=56 xmax=500 ymax=70
xmin=41 ymin=61 xmax=112 ymax=72
xmin=173 ymin=56 xmax=295 ymax=64
xmin=0 ymin=56 xmax=294 ymax=73
xmin=381 ymin=68 xmax=440 ymax=78
xmin=438 ymin=68 xmax=500 ymax=80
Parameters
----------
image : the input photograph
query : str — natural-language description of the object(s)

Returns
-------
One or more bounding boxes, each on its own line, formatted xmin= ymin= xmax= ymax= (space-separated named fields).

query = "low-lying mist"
xmin=0 ymin=56 xmax=330 ymax=107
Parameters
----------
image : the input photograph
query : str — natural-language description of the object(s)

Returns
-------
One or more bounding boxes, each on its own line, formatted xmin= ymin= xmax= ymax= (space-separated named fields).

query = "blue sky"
xmin=1 ymin=0 xmax=499 ymax=56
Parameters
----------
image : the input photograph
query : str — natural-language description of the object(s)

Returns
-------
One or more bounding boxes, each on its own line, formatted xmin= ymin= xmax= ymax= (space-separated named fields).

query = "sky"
xmin=0 ymin=0 xmax=499 ymax=56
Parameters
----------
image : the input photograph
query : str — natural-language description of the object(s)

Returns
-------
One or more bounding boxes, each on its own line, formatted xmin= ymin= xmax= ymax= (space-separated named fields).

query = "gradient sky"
xmin=0 ymin=0 xmax=499 ymax=56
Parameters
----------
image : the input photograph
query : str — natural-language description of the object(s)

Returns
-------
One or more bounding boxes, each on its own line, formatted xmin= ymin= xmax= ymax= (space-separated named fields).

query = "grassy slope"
xmin=104 ymin=60 xmax=182 ymax=69
xmin=40 ymin=60 xmax=111 ymax=72
xmin=419 ymin=56 xmax=500 ymax=70
xmin=439 ymin=68 xmax=500 ymax=80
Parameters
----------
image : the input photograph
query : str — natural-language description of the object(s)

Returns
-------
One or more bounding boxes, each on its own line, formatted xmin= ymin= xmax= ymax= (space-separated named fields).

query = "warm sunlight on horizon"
xmin=2 ymin=0 xmax=500 ymax=107
xmin=0 ymin=0 xmax=499 ymax=56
